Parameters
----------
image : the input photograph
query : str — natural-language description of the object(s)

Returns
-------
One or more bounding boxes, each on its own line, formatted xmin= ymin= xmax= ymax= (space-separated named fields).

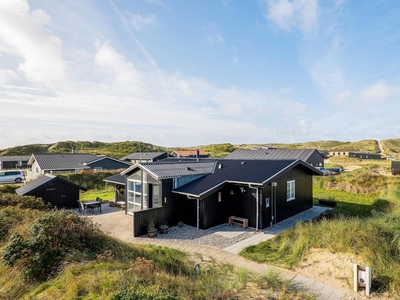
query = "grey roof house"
xmin=224 ymin=149 xmax=325 ymax=167
xmin=118 ymin=159 xmax=321 ymax=237
xmin=28 ymin=153 xmax=131 ymax=179
xmin=120 ymin=152 xmax=168 ymax=164
xmin=348 ymin=152 xmax=382 ymax=160
xmin=16 ymin=174 xmax=87 ymax=209
xmin=0 ymin=155 xmax=31 ymax=170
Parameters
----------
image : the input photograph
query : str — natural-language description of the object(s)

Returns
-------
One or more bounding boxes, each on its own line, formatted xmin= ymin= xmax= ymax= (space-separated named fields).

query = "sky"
xmin=0 ymin=0 xmax=400 ymax=150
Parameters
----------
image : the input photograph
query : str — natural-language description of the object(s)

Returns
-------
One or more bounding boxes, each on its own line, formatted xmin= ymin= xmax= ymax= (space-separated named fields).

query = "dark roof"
xmin=121 ymin=161 xmax=215 ymax=179
xmin=16 ymin=174 xmax=86 ymax=195
xmin=120 ymin=152 xmax=167 ymax=160
xmin=103 ymin=173 xmax=125 ymax=185
xmin=224 ymin=149 xmax=321 ymax=161
xmin=83 ymin=156 xmax=131 ymax=166
xmin=0 ymin=155 xmax=31 ymax=162
xmin=173 ymin=159 xmax=321 ymax=199
xmin=28 ymin=154 xmax=97 ymax=170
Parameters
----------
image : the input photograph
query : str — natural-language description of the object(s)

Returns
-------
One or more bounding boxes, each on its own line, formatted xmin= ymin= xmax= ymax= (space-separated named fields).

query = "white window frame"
xmin=287 ymin=180 xmax=295 ymax=201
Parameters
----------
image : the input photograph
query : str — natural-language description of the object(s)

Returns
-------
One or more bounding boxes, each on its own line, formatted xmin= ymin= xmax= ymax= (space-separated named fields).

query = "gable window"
xmin=152 ymin=185 xmax=160 ymax=207
xmin=287 ymin=180 xmax=295 ymax=201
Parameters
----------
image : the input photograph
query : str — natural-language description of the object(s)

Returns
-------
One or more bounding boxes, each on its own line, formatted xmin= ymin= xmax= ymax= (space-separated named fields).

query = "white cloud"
xmin=129 ymin=13 xmax=156 ymax=31
xmin=94 ymin=42 xmax=145 ymax=94
xmin=0 ymin=69 xmax=20 ymax=83
xmin=283 ymin=101 xmax=307 ymax=115
xmin=360 ymin=82 xmax=399 ymax=104
xmin=203 ymin=22 xmax=225 ymax=44
xmin=0 ymin=0 xmax=68 ymax=87
xmin=263 ymin=0 xmax=318 ymax=33
xmin=333 ymin=89 xmax=352 ymax=104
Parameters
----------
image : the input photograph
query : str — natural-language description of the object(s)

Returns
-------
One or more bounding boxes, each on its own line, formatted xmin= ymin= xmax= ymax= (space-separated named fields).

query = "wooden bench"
xmin=229 ymin=216 xmax=248 ymax=229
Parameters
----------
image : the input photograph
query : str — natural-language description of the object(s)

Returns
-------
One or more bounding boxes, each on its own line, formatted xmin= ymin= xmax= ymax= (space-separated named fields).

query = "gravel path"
xmin=137 ymin=224 xmax=259 ymax=249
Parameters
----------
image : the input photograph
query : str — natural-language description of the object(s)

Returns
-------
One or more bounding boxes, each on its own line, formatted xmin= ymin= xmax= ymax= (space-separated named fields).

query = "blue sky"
xmin=0 ymin=0 xmax=399 ymax=149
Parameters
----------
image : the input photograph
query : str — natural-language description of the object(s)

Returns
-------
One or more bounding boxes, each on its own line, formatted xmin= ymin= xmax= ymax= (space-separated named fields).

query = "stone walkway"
xmin=87 ymin=205 xmax=345 ymax=300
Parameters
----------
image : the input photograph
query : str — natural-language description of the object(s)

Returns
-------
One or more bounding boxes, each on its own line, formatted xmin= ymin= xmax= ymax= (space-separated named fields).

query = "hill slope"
xmin=1 ymin=138 xmax=398 ymax=159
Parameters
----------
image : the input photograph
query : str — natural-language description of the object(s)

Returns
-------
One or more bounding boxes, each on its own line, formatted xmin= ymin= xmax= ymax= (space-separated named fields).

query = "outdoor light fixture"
xmin=240 ymin=187 xmax=246 ymax=193
xmin=230 ymin=190 xmax=234 ymax=195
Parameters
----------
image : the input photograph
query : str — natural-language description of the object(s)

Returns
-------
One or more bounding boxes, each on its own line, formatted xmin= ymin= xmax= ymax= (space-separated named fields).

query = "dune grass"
xmin=241 ymin=163 xmax=400 ymax=296
xmin=0 ymin=203 xmax=315 ymax=299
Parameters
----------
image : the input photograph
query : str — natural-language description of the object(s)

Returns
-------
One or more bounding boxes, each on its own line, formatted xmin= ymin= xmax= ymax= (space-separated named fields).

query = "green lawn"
xmin=80 ymin=186 xmax=115 ymax=202
xmin=313 ymin=184 xmax=377 ymax=216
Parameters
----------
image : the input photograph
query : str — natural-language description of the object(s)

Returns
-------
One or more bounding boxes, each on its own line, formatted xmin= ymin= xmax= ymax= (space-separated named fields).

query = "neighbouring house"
xmin=328 ymin=149 xmax=354 ymax=157
xmin=120 ymin=152 xmax=168 ymax=164
xmin=27 ymin=153 xmax=131 ymax=179
xmin=120 ymin=159 xmax=321 ymax=236
xmin=170 ymin=150 xmax=209 ymax=159
xmin=16 ymin=174 xmax=87 ymax=209
xmin=348 ymin=152 xmax=382 ymax=160
xmin=392 ymin=162 xmax=400 ymax=175
xmin=224 ymin=149 xmax=325 ymax=167
xmin=103 ymin=173 xmax=126 ymax=204
xmin=0 ymin=155 xmax=30 ymax=170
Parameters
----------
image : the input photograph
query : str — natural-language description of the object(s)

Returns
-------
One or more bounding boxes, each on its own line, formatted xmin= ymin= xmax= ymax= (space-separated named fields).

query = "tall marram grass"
xmin=241 ymin=215 xmax=400 ymax=294
xmin=0 ymin=207 xmax=315 ymax=299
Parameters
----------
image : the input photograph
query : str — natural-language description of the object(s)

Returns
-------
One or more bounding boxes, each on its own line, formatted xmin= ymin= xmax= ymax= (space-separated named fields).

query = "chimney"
xmin=196 ymin=149 xmax=199 ymax=161
xmin=72 ymin=147 xmax=76 ymax=154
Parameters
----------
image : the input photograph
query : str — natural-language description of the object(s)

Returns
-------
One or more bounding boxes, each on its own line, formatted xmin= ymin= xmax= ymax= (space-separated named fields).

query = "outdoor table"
xmin=83 ymin=200 xmax=102 ymax=213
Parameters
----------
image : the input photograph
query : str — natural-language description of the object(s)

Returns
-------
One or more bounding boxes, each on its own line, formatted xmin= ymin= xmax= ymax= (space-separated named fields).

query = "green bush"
xmin=58 ymin=170 xmax=121 ymax=190
xmin=0 ymin=193 xmax=49 ymax=210
xmin=2 ymin=210 xmax=105 ymax=280
xmin=0 ymin=184 xmax=19 ymax=194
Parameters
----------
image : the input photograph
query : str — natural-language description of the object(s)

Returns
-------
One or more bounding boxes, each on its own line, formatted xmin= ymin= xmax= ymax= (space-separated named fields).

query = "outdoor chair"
xmin=94 ymin=197 xmax=103 ymax=213
xmin=77 ymin=200 xmax=86 ymax=215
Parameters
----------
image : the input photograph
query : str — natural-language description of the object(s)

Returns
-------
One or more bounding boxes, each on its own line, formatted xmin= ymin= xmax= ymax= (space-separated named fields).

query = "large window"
xmin=152 ymin=185 xmax=160 ymax=207
xmin=287 ymin=180 xmax=295 ymax=201
xmin=127 ymin=170 xmax=159 ymax=214
xmin=127 ymin=170 xmax=147 ymax=214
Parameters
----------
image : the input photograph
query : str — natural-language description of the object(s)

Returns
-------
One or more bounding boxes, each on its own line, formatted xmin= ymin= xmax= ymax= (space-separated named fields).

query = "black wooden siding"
xmin=269 ymin=166 xmax=313 ymax=223
xmin=26 ymin=179 xmax=80 ymax=209
xmin=307 ymin=151 xmax=324 ymax=167
xmin=175 ymin=165 xmax=314 ymax=231
xmin=1 ymin=161 xmax=29 ymax=169
xmin=349 ymin=152 xmax=382 ymax=160
xmin=131 ymin=163 xmax=315 ymax=236
xmin=132 ymin=178 xmax=181 ymax=237
xmin=392 ymin=162 xmax=400 ymax=175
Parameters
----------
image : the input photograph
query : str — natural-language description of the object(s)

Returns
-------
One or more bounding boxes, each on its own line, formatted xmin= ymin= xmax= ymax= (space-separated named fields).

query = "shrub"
xmin=58 ymin=170 xmax=121 ymax=190
xmin=2 ymin=210 xmax=105 ymax=280
xmin=0 ymin=184 xmax=19 ymax=194
xmin=0 ymin=193 xmax=49 ymax=210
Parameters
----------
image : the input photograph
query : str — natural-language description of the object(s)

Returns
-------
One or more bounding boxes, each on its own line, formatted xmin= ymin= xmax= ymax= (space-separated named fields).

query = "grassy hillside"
xmin=1 ymin=138 xmax=398 ymax=159
xmin=381 ymin=138 xmax=400 ymax=159
xmin=0 ymin=141 xmax=168 ymax=159
xmin=0 ymin=144 xmax=50 ymax=156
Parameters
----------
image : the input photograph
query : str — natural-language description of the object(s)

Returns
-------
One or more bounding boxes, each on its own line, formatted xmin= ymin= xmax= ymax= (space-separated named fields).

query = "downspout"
xmin=197 ymin=198 xmax=199 ymax=230
xmin=249 ymin=184 xmax=260 ymax=231
xmin=271 ymin=182 xmax=277 ymax=226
